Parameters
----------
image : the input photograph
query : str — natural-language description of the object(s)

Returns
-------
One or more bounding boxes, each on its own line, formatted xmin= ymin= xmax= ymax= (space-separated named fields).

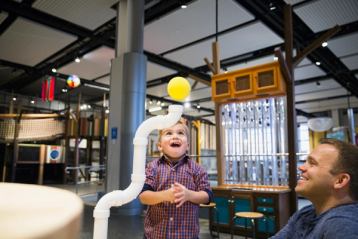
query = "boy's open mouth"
xmin=170 ymin=142 xmax=181 ymax=147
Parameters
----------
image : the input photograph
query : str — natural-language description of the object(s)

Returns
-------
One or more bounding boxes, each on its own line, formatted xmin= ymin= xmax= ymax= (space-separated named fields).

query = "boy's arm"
xmin=139 ymin=187 xmax=175 ymax=205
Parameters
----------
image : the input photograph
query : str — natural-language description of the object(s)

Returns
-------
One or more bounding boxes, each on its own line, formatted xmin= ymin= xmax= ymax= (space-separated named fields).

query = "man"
xmin=271 ymin=138 xmax=358 ymax=238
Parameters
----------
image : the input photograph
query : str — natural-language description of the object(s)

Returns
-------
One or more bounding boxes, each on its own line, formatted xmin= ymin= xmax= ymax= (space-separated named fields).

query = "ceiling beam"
xmin=0 ymin=0 xmax=92 ymax=38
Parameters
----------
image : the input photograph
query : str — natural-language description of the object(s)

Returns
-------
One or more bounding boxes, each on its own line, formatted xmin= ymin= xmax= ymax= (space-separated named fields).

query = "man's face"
xmin=158 ymin=124 xmax=189 ymax=161
xmin=296 ymin=144 xmax=339 ymax=200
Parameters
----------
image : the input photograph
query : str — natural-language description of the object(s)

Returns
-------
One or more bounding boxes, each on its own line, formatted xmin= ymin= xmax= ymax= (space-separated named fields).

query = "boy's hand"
xmin=173 ymin=182 xmax=190 ymax=207
xmin=163 ymin=186 xmax=175 ymax=203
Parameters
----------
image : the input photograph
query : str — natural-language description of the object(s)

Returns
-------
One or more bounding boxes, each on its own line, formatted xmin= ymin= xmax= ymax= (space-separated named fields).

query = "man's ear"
xmin=334 ymin=173 xmax=350 ymax=189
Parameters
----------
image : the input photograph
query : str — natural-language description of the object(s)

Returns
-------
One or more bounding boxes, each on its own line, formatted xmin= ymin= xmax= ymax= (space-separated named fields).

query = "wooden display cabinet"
xmin=211 ymin=61 xmax=285 ymax=102
xmin=211 ymin=186 xmax=291 ymax=239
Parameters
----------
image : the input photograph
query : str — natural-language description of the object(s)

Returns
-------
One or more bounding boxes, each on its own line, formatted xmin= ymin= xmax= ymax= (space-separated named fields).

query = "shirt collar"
xmin=159 ymin=154 xmax=189 ymax=166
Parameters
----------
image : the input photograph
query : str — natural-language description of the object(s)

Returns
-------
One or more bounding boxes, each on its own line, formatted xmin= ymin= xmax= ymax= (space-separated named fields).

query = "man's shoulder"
xmin=318 ymin=203 xmax=358 ymax=237
xmin=324 ymin=202 xmax=358 ymax=219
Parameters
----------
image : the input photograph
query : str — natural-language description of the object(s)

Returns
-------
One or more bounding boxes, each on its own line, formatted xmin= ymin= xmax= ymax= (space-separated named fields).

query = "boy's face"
xmin=158 ymin=123 xmax=189 ymax=161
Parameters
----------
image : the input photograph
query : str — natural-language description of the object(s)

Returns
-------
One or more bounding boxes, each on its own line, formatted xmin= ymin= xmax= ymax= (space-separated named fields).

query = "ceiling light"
xmin=269 ymin=3 xmax=276 ymax=11
xmin=184 ymin=102 xmax=191 ymax=108
xmin=30 ymin=100 xmax=35 ymax=104
xmin=149 ymin=106 xmax=162 ymax=112
xmin=51 ymin=68 xmax=57 ymax=73
xmin=62 ymin=88 xmax=68 ymax=93
xmin=105 ymin=109 xmax=110 ymax=114
xmin=181 ymin=4 xmax=187 ymax=9
xmin=315 ymin=61 xmax=321 ymax=66
xmin=322 ymin=42 xmax=328 ymax=47
xmin=12 ymin=97 xmax=17 ymax=101
xmin=75 ymin=57 xmax=81 ymax=63
xmin=83 ymin=83 xmax=109 ymax=91
xmin=196 ymin=104 xmax=201 ymax=109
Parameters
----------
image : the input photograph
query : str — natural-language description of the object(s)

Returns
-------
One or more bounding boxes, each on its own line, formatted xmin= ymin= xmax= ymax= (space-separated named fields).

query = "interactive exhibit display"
xmin=211 ymin=62 xmax=291 ymax=238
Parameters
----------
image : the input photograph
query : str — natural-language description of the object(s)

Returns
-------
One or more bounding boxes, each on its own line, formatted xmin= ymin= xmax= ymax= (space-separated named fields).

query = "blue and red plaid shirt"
xmin=140 ymin=155 xmax=212 ymax=239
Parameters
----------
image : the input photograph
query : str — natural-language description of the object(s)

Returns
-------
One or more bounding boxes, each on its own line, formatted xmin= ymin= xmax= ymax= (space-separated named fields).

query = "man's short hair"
xmin=320 ymin=138 xmax=358 ymax=200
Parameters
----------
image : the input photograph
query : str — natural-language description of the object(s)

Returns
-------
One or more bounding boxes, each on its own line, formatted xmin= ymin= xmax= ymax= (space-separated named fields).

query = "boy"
xmin=139 ymin=120 xmax=212 ymax=239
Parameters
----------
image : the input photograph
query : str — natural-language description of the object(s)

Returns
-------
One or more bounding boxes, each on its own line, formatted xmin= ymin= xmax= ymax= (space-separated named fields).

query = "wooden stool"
xmin=0 ymin=183 xmax=83 ymax=239
xmin=231 ymin=211 xmax=264 ymax=239
xmin=200 ymin=202 xmax=220 ymax=238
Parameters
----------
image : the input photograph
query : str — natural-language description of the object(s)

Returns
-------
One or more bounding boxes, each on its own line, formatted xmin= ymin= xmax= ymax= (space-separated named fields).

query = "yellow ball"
xmin=167 ymin=77 xmax=191 ymax=101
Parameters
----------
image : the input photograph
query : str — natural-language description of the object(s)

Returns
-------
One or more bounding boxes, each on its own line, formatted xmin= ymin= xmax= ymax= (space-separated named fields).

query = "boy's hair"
xmin=320 ymin=138 xmax=358 ymax=200
xmin=158 ymin=118 xmax=189 ymax=142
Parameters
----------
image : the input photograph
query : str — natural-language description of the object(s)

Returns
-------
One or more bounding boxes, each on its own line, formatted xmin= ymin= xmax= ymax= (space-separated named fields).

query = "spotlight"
xmin=75 ymin=57 xmax=81 ymax=63
xmin=51 ymin=68 xmax=57 ymax=73
xmin=322 ymin=42 xmax=328 ymax=47
xmin=315 ymin=61 xmax=321 ymax=66
xmin=269 ymin=2 xmax=276 ymax=11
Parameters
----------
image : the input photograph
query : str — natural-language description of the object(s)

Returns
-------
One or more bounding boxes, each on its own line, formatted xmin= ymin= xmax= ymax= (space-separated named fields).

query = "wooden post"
xmin=99 ymin=94 xmax=106 ymax=180
xmin=215 ymin=103 xmax=224 ymax=185
xmin=11 ymin=104 xmax=22 ymax=182
xmin=212 ymin=41 xmax=220 ymax=74
xmin=192 ymin=120 xmax=201 ymax=164
xmin=74 ymin=93 xmax=81 ymax=184
xmin=64 ymin=94 xmax=71 ymax=183
xmin=284 ymin=4 xmax=298 ymax=214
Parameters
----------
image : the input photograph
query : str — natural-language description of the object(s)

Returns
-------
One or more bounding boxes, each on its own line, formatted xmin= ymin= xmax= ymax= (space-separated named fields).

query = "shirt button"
xmin=170 ymin=217 xmax=174 ymax=221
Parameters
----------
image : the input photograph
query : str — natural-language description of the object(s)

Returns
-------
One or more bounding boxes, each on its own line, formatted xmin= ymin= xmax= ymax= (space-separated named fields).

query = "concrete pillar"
xmin=106 ymin=0 xmax=146 ymax=215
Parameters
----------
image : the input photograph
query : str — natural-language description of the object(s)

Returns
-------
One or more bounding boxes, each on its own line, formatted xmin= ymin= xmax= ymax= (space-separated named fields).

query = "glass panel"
xmin=235 ymin=75 xmax=250 ymax=91
xmin=258 ymin=70 xmax=274 ymax=88
xmin=216 ymin=79 xmax=229 ymax=95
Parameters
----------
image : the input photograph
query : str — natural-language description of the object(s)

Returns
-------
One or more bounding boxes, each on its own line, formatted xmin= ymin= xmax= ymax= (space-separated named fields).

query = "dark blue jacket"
xmin=271 ymin=203 xmax=358 ymax=239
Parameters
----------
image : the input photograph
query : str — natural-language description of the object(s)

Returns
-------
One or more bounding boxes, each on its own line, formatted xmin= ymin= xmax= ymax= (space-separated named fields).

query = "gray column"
xmin=331 ymin=109 xmax=339 ymax=127
xmin=106 ymin=0 xmax=146 ymax=215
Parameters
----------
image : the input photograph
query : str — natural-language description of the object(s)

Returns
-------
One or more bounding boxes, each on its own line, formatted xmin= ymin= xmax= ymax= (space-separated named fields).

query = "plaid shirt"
xmin=141 ymin=155 xmax=212 ymax=239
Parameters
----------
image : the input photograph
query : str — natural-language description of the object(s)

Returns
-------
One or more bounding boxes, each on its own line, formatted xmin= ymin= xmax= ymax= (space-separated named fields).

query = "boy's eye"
xmin=164 ymin=131 xmax=173 ymax=136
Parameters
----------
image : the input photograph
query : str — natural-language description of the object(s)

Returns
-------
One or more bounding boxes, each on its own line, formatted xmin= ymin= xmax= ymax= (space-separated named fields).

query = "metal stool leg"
xmin=231 ymin=216 xmax=236 ymax=239
xmin=213 ymin=207 xmax=220 ymax=239
xmin=251 ymin=218 xmax=256 ymax=239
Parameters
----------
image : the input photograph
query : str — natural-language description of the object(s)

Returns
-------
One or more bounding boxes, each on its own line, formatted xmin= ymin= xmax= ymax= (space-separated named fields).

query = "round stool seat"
xmin=0 ymin=183 xmax=83 ymax=239
xmin=200 ymin=202 xmax=216 ymax=208
xmin=235 ymin=212 xmax=264 ymax=219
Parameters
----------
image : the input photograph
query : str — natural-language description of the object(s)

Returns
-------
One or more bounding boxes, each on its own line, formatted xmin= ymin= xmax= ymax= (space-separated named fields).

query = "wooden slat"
xmin=0 ymin=113 xmax=60 ymax=119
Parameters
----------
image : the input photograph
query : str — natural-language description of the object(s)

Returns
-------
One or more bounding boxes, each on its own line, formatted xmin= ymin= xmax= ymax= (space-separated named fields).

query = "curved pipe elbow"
xmin=135 ymin=105 xmax=183 ymax=139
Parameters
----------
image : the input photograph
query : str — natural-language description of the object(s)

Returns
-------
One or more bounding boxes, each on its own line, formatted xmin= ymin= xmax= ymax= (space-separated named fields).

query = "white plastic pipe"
xmin=93 ymin=105 xmax=183 ymax=239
